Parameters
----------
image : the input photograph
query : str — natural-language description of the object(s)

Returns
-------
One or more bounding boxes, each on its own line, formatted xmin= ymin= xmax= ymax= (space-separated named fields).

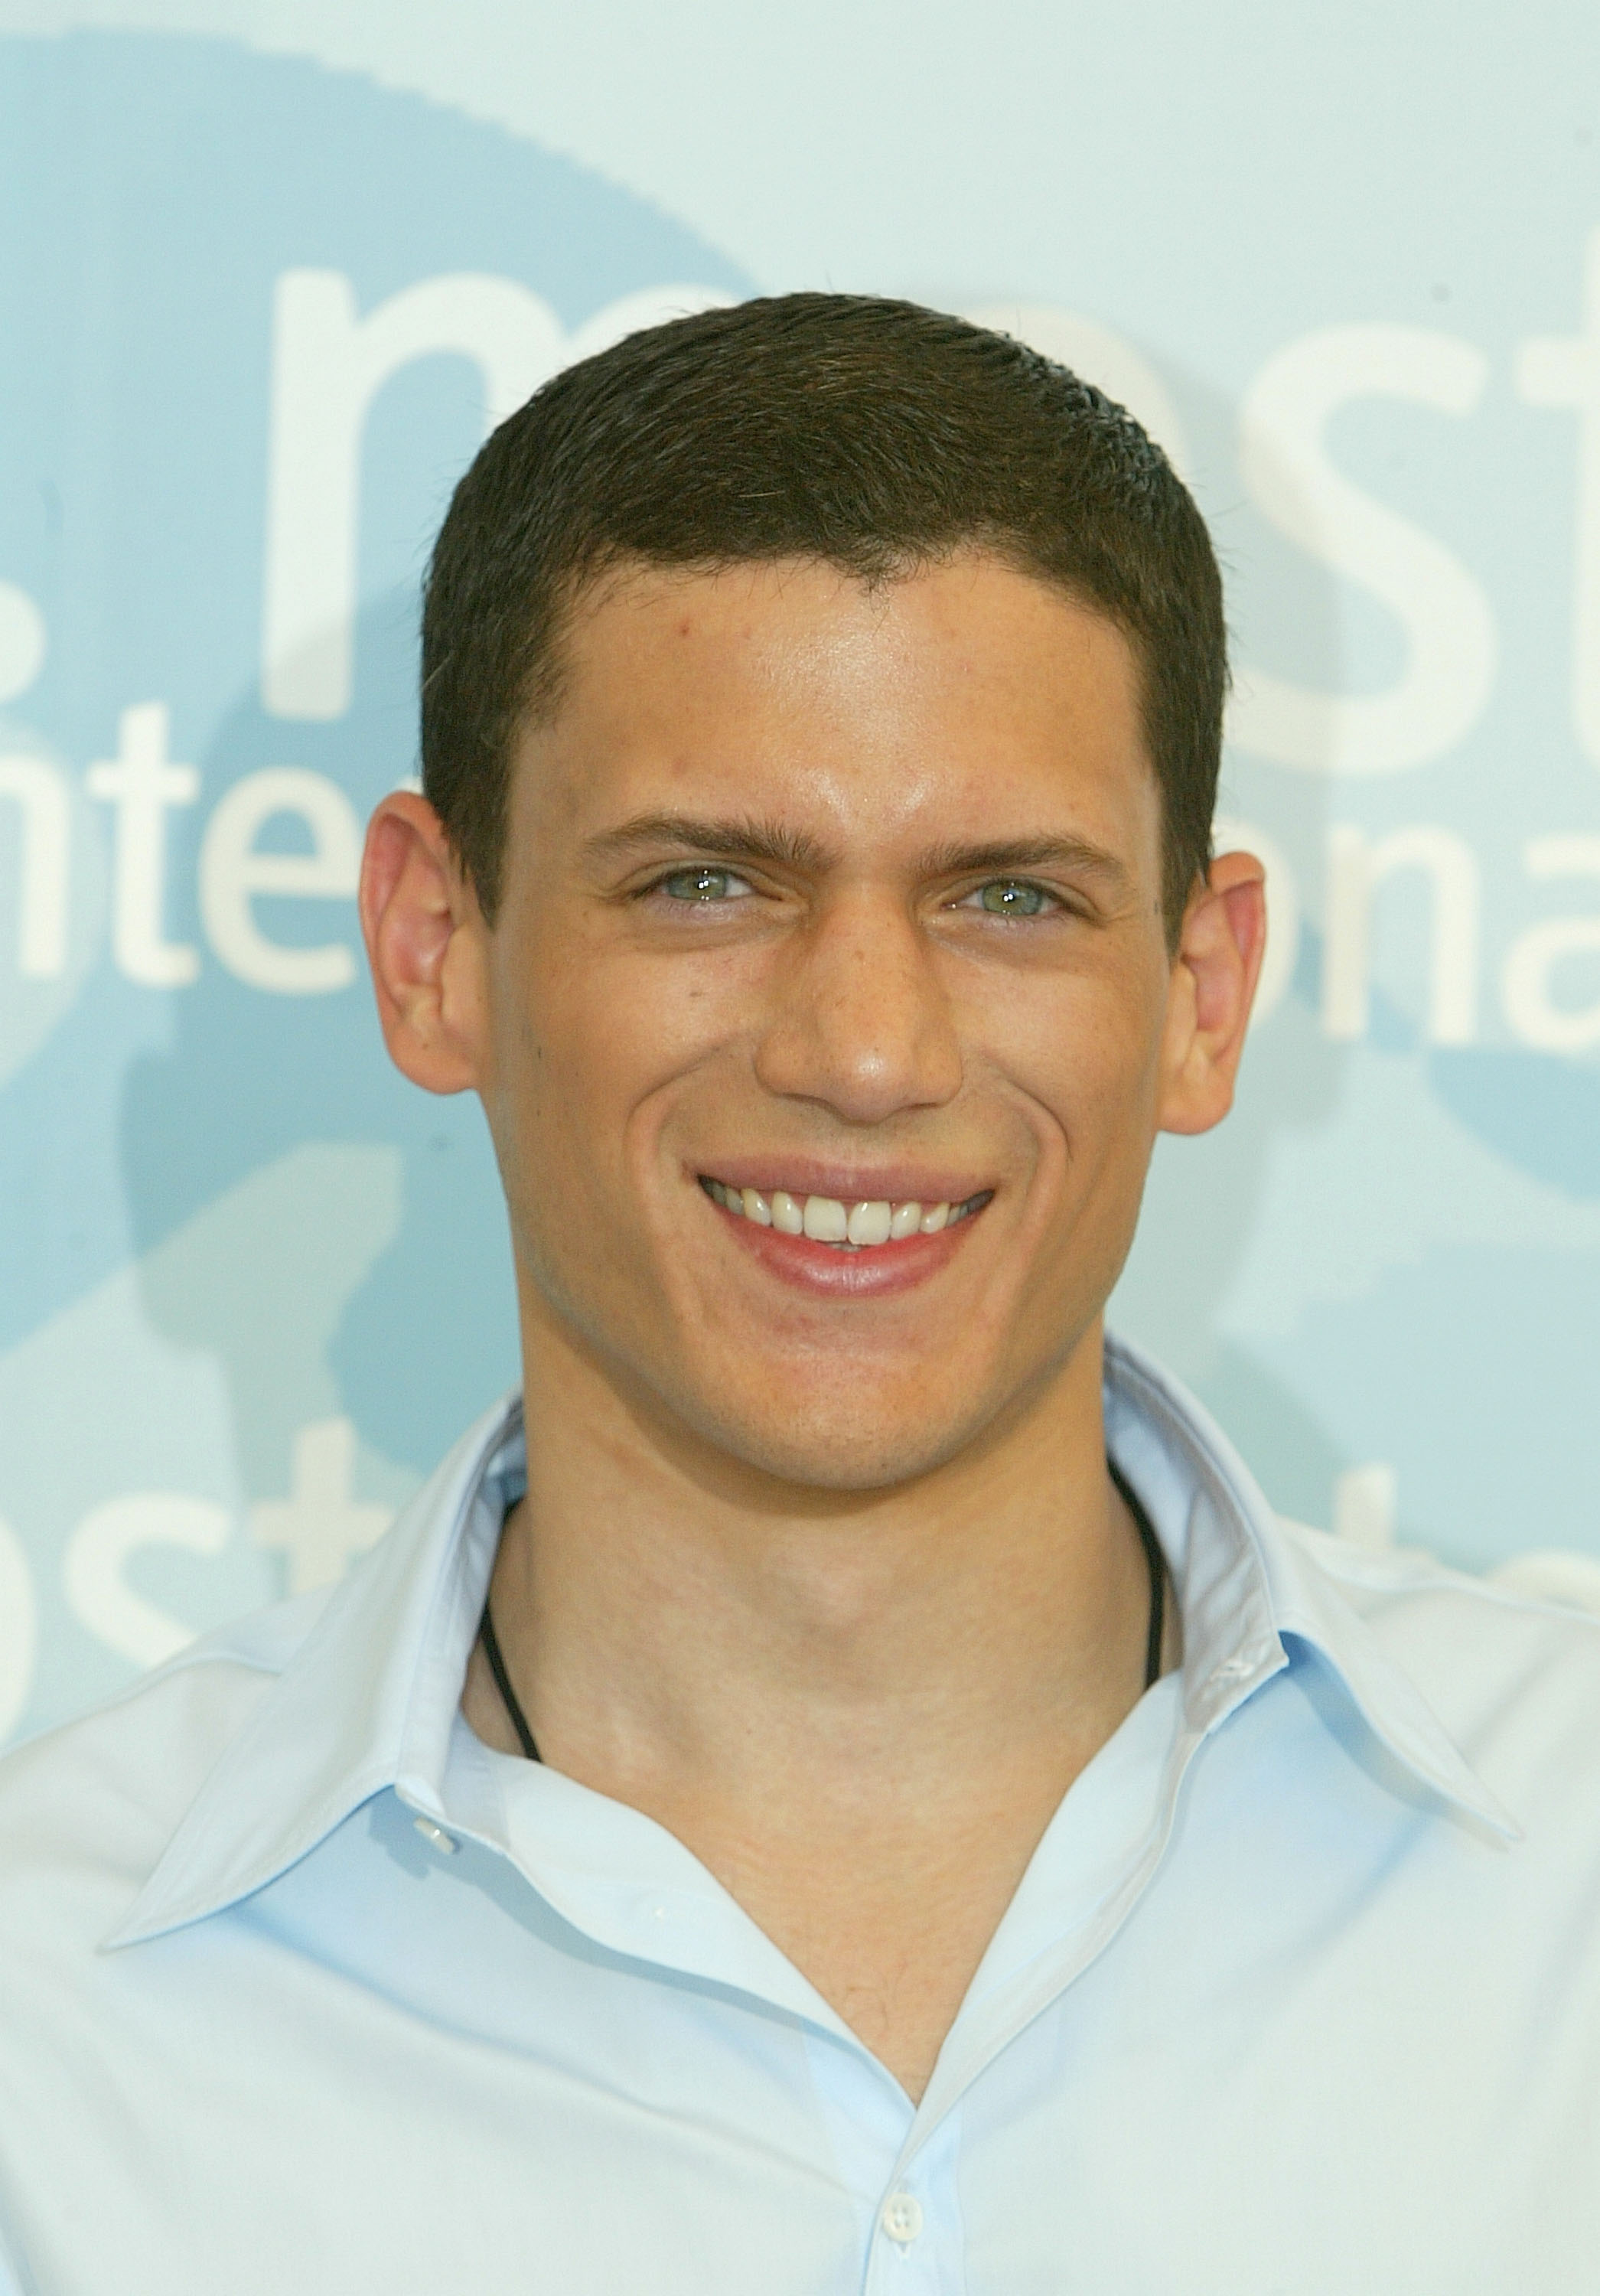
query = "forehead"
xmin=516 ymin=552 xmax=1155 ymax=853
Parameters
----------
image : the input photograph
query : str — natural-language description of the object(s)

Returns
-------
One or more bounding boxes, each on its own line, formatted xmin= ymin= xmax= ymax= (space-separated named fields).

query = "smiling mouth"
xmin=699 ymin=1177 xmax=993 ymax=1250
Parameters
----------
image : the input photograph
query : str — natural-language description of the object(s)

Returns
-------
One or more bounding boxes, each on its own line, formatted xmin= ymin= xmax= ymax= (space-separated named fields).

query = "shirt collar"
xmin=106 ymin=1395 xmax=526 ymax=1948
xmin=107 ymin=1335 xmax=1513 ymax=1949
xmin=1103 ymin=1335 xmax=1516 ymax=1835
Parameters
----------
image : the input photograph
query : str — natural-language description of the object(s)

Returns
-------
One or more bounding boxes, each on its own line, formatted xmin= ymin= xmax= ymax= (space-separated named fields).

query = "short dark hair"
xmin=422 ymin=292 xmax=1225 ymax=937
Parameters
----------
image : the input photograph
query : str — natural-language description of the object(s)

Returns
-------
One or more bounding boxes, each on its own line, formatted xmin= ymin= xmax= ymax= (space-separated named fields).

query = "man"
xmin=2 ymin=295 xmax=1597 ymax=2291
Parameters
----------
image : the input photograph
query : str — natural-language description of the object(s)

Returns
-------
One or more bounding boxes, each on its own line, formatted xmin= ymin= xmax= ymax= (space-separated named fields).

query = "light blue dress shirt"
xmin=3 ymin=1334 xmax=1598 ymax=2292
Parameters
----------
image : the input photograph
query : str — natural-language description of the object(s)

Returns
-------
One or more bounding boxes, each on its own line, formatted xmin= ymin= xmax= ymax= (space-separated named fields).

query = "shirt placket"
xmin=862 ymin=2112 xmax=966 ymax=2295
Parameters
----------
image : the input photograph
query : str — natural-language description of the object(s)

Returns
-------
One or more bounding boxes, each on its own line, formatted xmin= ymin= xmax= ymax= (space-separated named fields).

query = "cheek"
xmin=969 ymin=962 xmax=1168 ymax=1165
xmin=496 ymin=933 xmax=737 ymax=1189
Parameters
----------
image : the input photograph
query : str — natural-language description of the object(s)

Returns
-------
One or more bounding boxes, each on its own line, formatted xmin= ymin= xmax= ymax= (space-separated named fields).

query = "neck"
xmin=462 ymin=1307 xmax=1163 ymax=2102
xmin=472 ymin=1309 xmax=1149 ymax=1806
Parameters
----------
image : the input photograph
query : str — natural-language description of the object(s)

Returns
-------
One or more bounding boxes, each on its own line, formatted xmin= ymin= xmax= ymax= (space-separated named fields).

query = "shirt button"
xmin=880 ymin=2191 xmax=923 ymax=2245
xmin=412 ymin=1816 xmax=458 ymax=1854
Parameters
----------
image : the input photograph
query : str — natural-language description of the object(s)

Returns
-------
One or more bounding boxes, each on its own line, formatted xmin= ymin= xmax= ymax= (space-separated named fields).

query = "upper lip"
xmin=692 ymin=1158 xmax=992 ymax=1205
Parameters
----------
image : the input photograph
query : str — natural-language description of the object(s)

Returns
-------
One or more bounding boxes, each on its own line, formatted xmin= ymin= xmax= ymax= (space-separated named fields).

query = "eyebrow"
xmin=583 ymin=813 xmax=1129 ymax=890
xmin=582 ymin=814 xmax=836 ymax=873
xmin=914 ymin=834 xmax=1130 ymax=889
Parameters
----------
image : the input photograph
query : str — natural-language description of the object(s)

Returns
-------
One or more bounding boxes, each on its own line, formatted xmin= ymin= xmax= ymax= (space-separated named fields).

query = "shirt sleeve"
xmin=0 ymin=2214 xmax=38 ymax=2296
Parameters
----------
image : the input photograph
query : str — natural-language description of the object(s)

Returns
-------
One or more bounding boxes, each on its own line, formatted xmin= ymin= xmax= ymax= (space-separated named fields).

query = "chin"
xmin=686 ymin=1381 xmax=995 ymax=1496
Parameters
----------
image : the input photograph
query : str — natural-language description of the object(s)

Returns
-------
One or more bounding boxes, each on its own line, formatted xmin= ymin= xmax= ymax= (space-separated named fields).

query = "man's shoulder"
xmin=0 ymin=1588 xmax=331 ymax=1945
xmin=1278 ymin=1516 xmax=1600 ymax=1816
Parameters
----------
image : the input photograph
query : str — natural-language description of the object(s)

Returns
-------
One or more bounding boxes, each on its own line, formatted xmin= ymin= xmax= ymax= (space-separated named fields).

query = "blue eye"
xmin=976 ymin=879 xmax=1051 ymax=915
xmin=660 ymin=866 xmax=745 ymax=902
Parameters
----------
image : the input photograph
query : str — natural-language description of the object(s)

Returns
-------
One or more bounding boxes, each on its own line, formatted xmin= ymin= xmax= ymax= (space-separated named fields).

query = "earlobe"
xmin=359 ymin=791 xmax=489 ymax=1095
xmin=1156 ymin=850 xmax=1269 ymax=1138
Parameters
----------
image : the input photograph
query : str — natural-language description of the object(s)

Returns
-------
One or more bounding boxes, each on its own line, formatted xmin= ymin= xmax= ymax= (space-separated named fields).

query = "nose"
xmin=752 ymin=887 xmax=963 ymax=1125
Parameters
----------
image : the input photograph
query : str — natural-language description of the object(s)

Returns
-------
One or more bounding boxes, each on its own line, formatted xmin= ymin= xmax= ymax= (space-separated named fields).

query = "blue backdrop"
xmin=4 ymin=7 xmax=1599 ymax=1743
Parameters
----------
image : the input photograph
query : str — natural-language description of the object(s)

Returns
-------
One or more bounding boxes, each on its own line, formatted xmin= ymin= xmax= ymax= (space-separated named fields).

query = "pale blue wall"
xmin=4 ymin=2 xmax=1599 ymax=1742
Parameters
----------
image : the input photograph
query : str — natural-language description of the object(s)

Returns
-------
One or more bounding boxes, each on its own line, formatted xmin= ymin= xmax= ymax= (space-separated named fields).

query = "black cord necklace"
xmin=478 ymin=1460 xmax=1167 ymax=1766
xmin=1110 ymin=1456 xmax=1167 ymax=1694
xmin=478 ymin=1595 xmax=539 ymax=1762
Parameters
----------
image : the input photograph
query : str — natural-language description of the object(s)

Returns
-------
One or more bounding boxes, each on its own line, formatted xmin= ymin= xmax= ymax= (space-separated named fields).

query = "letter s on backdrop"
xmin=1229 ymin=325 xmax=1495 ymax=775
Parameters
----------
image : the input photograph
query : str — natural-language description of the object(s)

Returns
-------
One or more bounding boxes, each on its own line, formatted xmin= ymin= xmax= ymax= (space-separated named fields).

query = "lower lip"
xmin=708 ymin=1197 xmax=986 ymax=1297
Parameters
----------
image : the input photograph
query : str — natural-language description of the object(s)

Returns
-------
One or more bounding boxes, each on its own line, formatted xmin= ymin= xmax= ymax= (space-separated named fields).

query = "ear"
xmin=358 ymin=791 xmax=490 ymax=1095
xmin=1156 ymin=848 xmax=1269 ymax=1137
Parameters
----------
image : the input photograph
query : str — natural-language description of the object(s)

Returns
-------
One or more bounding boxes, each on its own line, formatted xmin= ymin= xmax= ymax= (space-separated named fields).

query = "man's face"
xmin=477 ymin=552 xmax=1183 ymax=1492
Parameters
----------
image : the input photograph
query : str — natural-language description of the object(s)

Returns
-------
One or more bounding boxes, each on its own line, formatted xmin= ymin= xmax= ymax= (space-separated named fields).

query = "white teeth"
xmin=802 ymin=1194 xmax=849 ymax=1242
xmin=709 ymin=1179 xmax=973 ymax=1249
xmin=846 ymin=1199 xmax=893 ymax=1247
